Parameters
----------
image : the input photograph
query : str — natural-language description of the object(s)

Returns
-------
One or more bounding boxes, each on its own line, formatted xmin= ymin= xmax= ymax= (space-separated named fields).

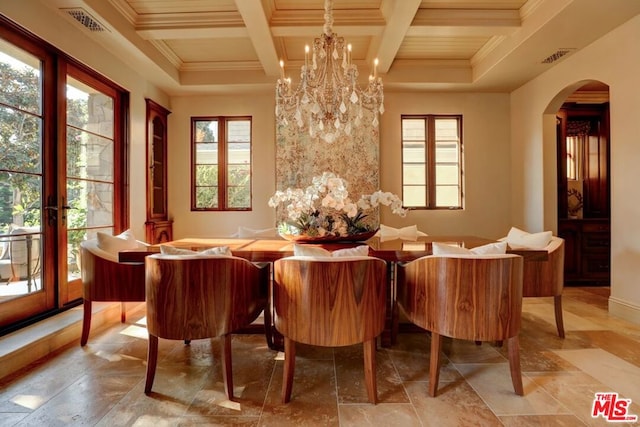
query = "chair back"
xmin=522 ymin=236 xmax=564 ymax=297
xmin=9 ymin=226 xmax=41 ymax=279
xmin=273 ymin=256 xmax=388 ymax=347
xmin=397 ymin=254 xmax=523 ymax=342
xmin=145 ymin=254 xmax=269 ymax=340
xmin=80 ymin=239 xmax=146 ymax=302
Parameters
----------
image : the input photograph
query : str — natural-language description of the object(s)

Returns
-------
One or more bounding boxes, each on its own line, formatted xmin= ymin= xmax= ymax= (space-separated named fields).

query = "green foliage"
xmin=0 ymin=59 xmax=87 ymax=233
xmin=342 ymin=210 xmax=370 ymax=234
xmin=0 ymin=62 xmax=42 ymax=228
xmin=195 ymin=163 xmax=251 ymax=209
xmin=227 ymin=166 xmax=250 ymax=208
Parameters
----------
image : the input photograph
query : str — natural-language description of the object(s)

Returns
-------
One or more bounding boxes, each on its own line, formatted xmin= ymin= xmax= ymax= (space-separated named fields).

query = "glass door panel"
xmin=63 ymin=74 xmax=115 ymax=300
xmin=0 ymin=40 xmax=51 ymax=325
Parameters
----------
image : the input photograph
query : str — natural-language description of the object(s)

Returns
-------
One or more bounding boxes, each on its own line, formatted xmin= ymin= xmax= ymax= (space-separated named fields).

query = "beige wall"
xmin=511 ymin=15 xmax=640 ymax=323
xmin=380 ymin=91 xmax=512 ymax=239
xmin=168 ymin=91 xmax=512 ymax=240
xmin=168 ymin=94 xmax=277 ymax=238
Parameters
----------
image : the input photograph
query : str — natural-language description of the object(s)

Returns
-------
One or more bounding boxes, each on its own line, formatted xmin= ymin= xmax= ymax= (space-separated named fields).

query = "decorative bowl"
xmin=279 ymin=229 xmax=378 ymax=243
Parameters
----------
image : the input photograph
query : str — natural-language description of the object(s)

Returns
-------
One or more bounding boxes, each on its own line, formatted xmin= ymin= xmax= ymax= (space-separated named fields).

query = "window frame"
xmin=190 ymin=116 xmax=253 ymax=211
xmin=401 ymin=114 xmax=463 ymax=210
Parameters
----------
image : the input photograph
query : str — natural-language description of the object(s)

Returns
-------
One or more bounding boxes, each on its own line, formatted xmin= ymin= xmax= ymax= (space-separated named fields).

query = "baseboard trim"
xmin=609 ymin=296 xmax=640 ymax=326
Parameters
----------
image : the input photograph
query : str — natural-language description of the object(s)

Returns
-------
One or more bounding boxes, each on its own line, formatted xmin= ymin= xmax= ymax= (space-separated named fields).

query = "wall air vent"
xmin=541 ymin=48 xmax=576 ymax=64
xmin=62 ymin=8 xmax=108 ymax=32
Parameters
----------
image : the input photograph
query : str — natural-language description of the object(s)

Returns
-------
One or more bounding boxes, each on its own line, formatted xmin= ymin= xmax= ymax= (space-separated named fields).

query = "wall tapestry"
xmin=274 ymin=115 xmax=380 ymax=227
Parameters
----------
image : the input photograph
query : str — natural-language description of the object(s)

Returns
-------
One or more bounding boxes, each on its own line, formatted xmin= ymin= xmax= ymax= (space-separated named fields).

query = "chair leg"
xmin=554 ymin=295 xmax=565 ymax=338
xmin=145 ymin=334 xmax=159 ymax=394
xmin=282 ymin=337 xmax=296 ymax=403
xmin=429 ymin=332 xmax=442 ymax=397
xmin=507 ymin=335 xmax=524 ymax=396
xmin=363 ymin=338 xmax=378 ymax=404
xmin=120 ymin=302 xmax=126 ymax=323
xmin=80 ymin=299 xmax=92 ymax=346
xmin=221 ymin=334 xmax=234 ymax=401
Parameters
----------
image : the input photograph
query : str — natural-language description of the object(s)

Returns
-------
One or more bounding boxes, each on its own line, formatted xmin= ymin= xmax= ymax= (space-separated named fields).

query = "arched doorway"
xmin=544 ymin=81 xmax=610 ymax=286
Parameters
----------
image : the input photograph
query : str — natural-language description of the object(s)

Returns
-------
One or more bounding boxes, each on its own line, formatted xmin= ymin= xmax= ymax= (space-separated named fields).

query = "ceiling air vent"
xmin=541 ymin=48 xmax=576 ymax=64
xmin=62 ymin=8 xmax=107 ymax=32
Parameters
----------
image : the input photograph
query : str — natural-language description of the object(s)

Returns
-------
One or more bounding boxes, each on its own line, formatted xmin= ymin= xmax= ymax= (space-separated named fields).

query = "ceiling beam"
xmin=372 ymin=0 xmax=422 ymax=74
xmin=234 ymin=0 xmax=281 ymax=77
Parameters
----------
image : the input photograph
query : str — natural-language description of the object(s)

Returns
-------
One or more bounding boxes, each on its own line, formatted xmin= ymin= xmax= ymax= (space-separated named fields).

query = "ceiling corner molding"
xmin=519 ymin=0 xmax=547 ymax=20
xmin=470 ymin=35 xmax=506 ymax=66
xmin=148 ymin=40 xmax=183 ymax=69
xmin=107 ymin=0 xmax=137 ymax=26
xmin=135 ymin=11 xmax=245 ymax=30
xmin=180 ymin=61 xmax=264 ymax=73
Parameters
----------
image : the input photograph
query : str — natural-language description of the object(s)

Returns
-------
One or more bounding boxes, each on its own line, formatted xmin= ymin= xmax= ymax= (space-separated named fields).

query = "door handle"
xmin=44 ymin=197 xmax=74 ymax=224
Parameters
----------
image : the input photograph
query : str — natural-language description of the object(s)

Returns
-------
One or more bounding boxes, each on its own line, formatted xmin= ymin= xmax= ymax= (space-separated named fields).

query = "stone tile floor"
xmin=1 ymin=287 xmax=640 ymax=426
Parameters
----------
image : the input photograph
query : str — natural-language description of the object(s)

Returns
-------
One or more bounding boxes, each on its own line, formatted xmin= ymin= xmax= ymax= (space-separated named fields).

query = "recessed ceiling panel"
xmin=397 ymin=36 xmax=490 ymax=60
xmin=166 ymin=38 xmax=258 ymax=63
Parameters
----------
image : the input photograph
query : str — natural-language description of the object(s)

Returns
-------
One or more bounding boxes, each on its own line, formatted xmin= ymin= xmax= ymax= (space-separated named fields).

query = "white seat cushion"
xmin=505 ymin=226 xmax=553 ymax=249
xmin=293 ymin=244 xmax=369 ymax=258
xmin=159 ymin=245 xmax=232 ymax=256
xmin=432 ymin=241 xmax=507 ymax=256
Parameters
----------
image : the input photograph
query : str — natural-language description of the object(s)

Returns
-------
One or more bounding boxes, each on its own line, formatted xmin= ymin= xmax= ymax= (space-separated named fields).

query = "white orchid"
xmin=268 ymin=172 xmax=407 ymax=237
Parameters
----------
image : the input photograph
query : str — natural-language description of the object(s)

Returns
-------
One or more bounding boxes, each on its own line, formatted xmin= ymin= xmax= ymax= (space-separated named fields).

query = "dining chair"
xmin=502 ymin=230 xmax=566 ymax=338
xmin=521 ymin=236 xmax=565 ymax=338
xmin=79 ymin=238 xmax=146 ymax=346
xmin=144 ymin=254 xmax=269 ymax=400
xmin=396 ymin=253 xmax=524 ymax=397
xmin=273 ymin=256 xmax=388 ymax=404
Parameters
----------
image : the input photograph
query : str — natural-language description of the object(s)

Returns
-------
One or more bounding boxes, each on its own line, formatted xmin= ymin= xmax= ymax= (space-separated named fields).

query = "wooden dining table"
xmin=119 ymin=235 xmax=547 ymax=349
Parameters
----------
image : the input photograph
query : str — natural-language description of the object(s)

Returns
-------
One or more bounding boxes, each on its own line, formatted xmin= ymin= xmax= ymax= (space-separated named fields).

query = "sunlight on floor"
xmin=11 ymin=394 xmax=46 ymax=410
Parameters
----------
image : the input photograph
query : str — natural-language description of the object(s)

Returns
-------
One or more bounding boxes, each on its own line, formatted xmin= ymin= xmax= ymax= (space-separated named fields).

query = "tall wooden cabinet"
xmin=145 ymin=99 xmax=173 ymax=244
xmin=556 ymin=103 xmax=610 ymax=285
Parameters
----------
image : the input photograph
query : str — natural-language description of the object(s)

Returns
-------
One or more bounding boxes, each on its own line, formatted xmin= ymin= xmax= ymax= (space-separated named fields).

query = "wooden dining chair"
xmin=396 ymin=254 xmax=524 ymax=397
xmin=144 ymin=254 xmax=269 ymax=400
xmin=521 ymin=236 xmax=565 ymax=338
xmin=273 ymin=256 xmax=388 ymax=404
xmin=79 ymin=239 xmax=146 ymax=346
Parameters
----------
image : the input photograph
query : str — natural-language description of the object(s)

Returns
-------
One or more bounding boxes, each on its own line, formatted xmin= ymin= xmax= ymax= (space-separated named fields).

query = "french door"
xmin=0 ymin=20 xmax=127 ymax=331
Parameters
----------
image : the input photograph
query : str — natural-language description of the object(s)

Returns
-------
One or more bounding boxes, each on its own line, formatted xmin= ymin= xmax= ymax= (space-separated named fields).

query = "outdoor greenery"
xmin=0 ymin=61 xmax=42 ymax=229
xmin=194 ymin=119 xmax=251 ymax=209
xmin=1 ymin=57 xmax=91 ymax=275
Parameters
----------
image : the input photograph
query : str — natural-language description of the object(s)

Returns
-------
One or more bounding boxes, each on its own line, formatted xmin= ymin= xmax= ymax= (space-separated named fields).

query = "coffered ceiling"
xmin=40 ymin=0 xmax=640 ymax=95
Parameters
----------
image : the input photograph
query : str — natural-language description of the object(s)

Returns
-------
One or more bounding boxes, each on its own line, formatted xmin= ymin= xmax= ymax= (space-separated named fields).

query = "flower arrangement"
xmin=268 ymin=172 xmax=407 ymax=239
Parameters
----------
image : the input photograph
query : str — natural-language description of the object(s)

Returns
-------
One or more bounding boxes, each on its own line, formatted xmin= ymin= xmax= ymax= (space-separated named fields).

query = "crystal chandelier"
xmin=275 ymin=0 xmax=384 ymax=143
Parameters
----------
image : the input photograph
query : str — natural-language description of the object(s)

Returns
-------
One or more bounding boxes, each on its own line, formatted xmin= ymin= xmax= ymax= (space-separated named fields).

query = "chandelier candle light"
xmin=275 ymin=0 xmax=384 ymax=143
